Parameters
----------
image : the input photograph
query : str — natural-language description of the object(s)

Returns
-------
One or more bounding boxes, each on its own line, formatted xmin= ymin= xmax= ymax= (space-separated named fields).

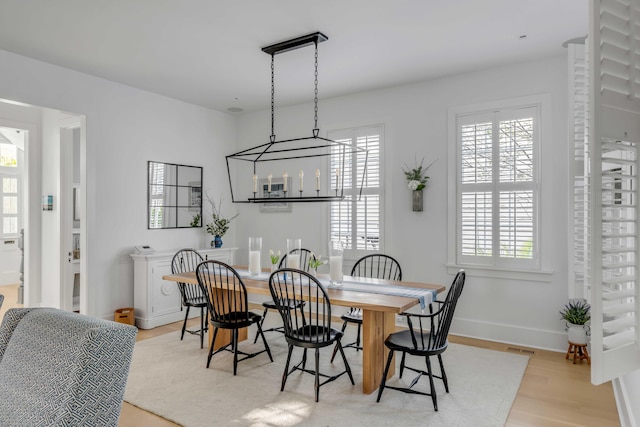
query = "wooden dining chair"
xmin=196 ymin=260 xmax=273 ymax=375
xmin=253 ymin=248 xmax=315 ymax=343
xmin=171 ymin=248 xmax=207 ymax=348
xmin=376 ymin=270 xmax=466 ymax=411
xmin=268 ymin=268 xmax=354 ymax=402
xmin=331 ymin=253 xmax=402 ymax=361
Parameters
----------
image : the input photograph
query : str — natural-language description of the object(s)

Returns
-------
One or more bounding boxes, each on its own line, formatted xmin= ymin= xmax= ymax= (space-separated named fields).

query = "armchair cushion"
xmin=0 ymin=308 xmax=137 ymax=427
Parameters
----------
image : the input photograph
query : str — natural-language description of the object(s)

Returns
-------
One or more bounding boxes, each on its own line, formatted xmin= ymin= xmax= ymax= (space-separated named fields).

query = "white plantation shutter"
xmin=569 ymin=41 xmax=589 ymax=300
xmin=587 ymin=0 xmax=640 ymax=385
xmin=456 ymin=107 xmax=539 ymax=269
xmin=329 ymin=125 xmax=383 ymax=256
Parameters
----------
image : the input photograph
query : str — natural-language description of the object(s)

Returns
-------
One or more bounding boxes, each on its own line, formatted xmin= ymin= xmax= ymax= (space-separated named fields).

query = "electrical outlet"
xmin=395 ymin=315 xmax=406 ymax=323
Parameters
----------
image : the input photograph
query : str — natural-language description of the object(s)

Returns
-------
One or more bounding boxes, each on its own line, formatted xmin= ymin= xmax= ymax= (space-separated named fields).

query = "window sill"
xmin=446 ymin=263 xmax=553 ymax=282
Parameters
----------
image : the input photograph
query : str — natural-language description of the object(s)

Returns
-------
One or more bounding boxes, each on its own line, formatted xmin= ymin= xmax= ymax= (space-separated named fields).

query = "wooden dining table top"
xmin=163 ymin=267 xmax=446 ymax=314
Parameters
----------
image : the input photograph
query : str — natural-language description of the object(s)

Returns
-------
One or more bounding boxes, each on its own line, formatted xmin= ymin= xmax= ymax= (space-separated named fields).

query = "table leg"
xmin=207 ymin=323 xmax=247 ymax=350
xmin=362 ymin=309 xmax=396 ymax=394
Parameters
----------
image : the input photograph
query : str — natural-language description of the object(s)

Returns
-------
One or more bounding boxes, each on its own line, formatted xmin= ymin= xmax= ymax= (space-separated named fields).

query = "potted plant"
xmin=190 ymin=213 xmax=201 ymax=227
xmin=308 ymin=253 xmax=327 ymax=277
xmin=205 ymin=195 xmax=238 ymax=248
xmin=402 ymin=156 xmax=435 ymax=212
xmin=560 ymin=299 xmax=591 ymax=345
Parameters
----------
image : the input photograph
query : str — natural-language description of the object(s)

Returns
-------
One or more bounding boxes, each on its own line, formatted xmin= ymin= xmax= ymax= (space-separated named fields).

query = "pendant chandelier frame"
xmin=226 ymin=32 xmax=368 ymax=204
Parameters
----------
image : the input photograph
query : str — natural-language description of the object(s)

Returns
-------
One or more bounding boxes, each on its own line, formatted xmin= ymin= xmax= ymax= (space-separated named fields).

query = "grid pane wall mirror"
xmin=148 ymin=161 xmax=203 ymax=229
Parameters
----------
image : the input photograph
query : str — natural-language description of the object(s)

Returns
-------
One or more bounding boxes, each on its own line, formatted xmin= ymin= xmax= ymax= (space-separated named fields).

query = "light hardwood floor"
xmin=0 ymin=285 xmax=620 ymax=426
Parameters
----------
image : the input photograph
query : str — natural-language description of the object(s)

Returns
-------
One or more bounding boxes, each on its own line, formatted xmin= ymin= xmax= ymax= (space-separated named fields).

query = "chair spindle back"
xmin=351 ymin=254 xmax=402 ymax=281
xmin=196 ymin=260 xmax=250 ymax=324
xmin=279 ymin=249 xmax=316 ymax=273
xmin=269 ymin=269 xmax=332 ymax=345
xmin=405 ymin=270 xmax=466 ymax=351
xmin=171 ymin=249 xmax=205 ymax=305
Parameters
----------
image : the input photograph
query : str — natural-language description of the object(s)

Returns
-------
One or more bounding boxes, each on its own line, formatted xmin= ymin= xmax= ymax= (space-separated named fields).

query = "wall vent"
xmin=507 ymin=346 xmax=535 ymax=355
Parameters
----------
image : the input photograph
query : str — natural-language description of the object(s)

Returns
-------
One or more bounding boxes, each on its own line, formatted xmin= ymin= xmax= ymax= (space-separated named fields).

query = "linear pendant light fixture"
xmin=226 ymin=32 xmax=368 ymax=204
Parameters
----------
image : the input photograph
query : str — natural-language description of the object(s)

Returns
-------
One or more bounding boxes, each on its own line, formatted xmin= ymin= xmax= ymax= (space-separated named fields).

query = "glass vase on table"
xmin=249 ymin=237 xmax=262 ymax=276
xmin=269 ymin=249 xmax=281 ymax=275
xmin=286 ymin=238 xmax=301 ymax=269
xmin=329 ymin=240 xmax=344 ymax=286
xmin=285 ymin=238 xmax=301 ymax=282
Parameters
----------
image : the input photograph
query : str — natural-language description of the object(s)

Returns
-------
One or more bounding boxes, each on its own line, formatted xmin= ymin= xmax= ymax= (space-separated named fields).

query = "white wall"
xmin=0 ymin=49 xmax=237 ymax=318
xmin=235 ymin=55 xmax=570 ymax=351
xmin=40 ymin=109 xmax=62 ymax=307
xmin=0 ymin=46 xmax=572 ymax=350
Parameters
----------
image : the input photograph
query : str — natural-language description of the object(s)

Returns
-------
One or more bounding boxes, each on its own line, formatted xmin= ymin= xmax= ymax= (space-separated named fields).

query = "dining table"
xmin=162 ymin=267 xmax=445 ymax=394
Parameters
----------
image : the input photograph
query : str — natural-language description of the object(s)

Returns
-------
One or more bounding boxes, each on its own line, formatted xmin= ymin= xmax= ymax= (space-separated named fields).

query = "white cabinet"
xmin=131 ymin=248 xmax=237 ymax=329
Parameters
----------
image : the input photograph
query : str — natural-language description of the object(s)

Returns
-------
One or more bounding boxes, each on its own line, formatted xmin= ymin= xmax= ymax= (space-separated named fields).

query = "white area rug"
xmin=125 ymin=326 xmax=529 ymax=427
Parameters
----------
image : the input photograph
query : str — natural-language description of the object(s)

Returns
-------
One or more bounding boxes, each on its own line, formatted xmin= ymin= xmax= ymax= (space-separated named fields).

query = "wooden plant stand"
xmin=565 ymin=341 xmax=590 ymax=365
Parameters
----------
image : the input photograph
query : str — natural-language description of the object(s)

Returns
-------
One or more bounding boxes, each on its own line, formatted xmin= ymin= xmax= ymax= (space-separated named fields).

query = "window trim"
xmin=447 ymin=94 xmax=551 ymax=281
xmin=326 ymin=124 xmax=385 ymax=261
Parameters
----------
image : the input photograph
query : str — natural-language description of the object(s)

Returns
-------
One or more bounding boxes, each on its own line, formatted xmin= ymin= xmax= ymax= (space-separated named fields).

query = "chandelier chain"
xmin=314 ymin=40 xmax=319 ymax=135
xmin=271 ymin=54 xmax=275 ymax=142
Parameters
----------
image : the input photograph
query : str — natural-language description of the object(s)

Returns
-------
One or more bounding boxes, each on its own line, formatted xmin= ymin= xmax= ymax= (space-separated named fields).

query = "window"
xmin=0 ymin=141 xmax=20 ymax=237
xmin=452 ymin=102 xmax=540 ymax=271
xmin=0 ymin=142 xmax=17 ymax=167
xmin=328 ymin=125 xmax=383 ymax=258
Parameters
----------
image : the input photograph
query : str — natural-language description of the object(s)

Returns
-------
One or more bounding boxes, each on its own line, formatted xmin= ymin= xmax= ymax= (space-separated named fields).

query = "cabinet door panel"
xmin=151 ymin=261 xmax=181 ymax=316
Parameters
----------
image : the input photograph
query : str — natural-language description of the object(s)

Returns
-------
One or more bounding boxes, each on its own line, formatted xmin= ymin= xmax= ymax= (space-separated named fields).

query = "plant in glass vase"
xmin=205 ymin=194 xmax=238 ymax=248
xmin=269 ymin=250 xmax=281 ymax=273
xmin=308 ymin=253 xmax=327 ymax=277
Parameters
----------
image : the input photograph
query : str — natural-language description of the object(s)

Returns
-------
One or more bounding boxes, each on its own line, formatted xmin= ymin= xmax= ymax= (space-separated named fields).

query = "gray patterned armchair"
xmin=0 ymin=308 xmax=137 ymax=426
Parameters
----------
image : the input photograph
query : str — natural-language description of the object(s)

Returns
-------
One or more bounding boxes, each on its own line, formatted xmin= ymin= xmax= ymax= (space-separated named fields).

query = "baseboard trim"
xmin=613 ymin=376 xmax=637 ymax=427
xmin=451 ymin=317 xmax=569 ymax=352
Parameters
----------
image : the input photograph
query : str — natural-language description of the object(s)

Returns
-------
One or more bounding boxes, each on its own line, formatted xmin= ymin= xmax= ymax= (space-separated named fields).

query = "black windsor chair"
xmin=268 ymin=268 xmax=355 ymax=402
xmin=376 ymin=270 xmax=466 ymax=411
xmin=171 ymin=249 xmax=207 ymax=348
xmin=331 ymin=254 xmax=402 ymax=361
xmin=196 ymin=260 xmax=273 ymax=375
xmin=253 ymin=248 xmax=315 ymax=343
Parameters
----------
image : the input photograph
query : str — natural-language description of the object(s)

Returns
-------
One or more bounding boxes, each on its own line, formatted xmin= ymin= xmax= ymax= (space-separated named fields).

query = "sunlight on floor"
xmin=240 ymin=399 xmax=312 ymax=426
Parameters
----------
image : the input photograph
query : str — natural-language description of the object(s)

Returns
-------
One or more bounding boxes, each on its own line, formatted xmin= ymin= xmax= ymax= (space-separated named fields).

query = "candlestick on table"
xmin=299 ymin=169 xmax=304 ymax=192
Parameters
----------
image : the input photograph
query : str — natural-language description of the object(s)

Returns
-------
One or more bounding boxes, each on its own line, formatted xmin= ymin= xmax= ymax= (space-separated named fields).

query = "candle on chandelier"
xmin=316 ymin=169 xmax=320 ymax=191
xmin=267 ymin=173 xmax=272 ymax=192
xmin=253 ymin=174 xmax=258 ymax=193
xmin=299 ymin=170 xmax=304 ymax=191
xmin=283 ymin=172 xmax=288 ymax=192
xmin=335 ymin=168 xmax=340 ymax=190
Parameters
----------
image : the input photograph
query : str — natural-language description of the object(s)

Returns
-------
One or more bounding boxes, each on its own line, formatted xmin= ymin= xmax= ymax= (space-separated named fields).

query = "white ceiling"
xmin=0 ymin=0 xmax=588 ymax=114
